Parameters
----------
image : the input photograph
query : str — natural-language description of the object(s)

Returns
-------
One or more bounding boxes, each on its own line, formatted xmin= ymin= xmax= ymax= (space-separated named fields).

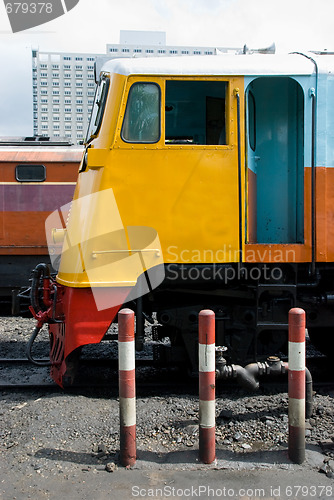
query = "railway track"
xmin=0 ymin=354 xmax=332 ymax=392
xmin=0 ymin=356 xmax=194 ymax=391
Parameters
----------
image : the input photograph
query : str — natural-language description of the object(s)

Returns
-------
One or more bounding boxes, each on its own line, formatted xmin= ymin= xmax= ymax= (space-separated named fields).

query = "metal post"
xmin=118 ymin=308 xmax=136 ymax=467
xmin=288 ymin=307 xmax=306 ymax=464
xmin=198 ymin=309 xmax=216 ymax=464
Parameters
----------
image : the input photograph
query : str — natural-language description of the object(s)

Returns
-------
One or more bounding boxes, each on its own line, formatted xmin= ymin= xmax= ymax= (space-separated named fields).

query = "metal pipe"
xmin=118 ymin=308 xmax=136 ymax=467
xmin=26 ymin=326 xmax=51 ymax=366
xmin=215 ymin=356 xmax=313 ymax=419
xmin=310 ymin=89 xmax=317 ymax=275
xmin=233 ymin=363 xmax=260 ymax=391
xmin=235 ymin=89 xmax=243 ymax=264
xmin=305 ymin=367 xmax=313 ymax=420
xmin=30 ymin=263 xmax=50 ymax=313
xmin=135 ymin=294 xmax=144 ymax=351
xmin=288 ymin=308 xmax=306 ymax=464
xmin=290 ymin=53 xmax=318 ymax=276
xmin=198 ymin=310 xmax=216 ymax=464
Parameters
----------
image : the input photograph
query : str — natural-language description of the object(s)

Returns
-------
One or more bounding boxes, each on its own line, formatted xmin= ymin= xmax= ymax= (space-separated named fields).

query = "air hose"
xmin=26 ymin=325 xmax=51 ymax=366
xmin=27 ymin=263 xmax=52 ymax=366
xmin=30 ymin=262 xmax=50 ymax=314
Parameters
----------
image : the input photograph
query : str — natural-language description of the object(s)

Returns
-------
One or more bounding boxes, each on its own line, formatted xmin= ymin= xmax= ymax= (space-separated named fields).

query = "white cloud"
xmin=0 ymin=43 xmax=33 ymax=135
xmin=0 ymin=0 xmax=333 ymax=136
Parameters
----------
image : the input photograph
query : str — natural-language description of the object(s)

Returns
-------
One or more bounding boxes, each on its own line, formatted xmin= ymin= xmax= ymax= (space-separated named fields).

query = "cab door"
xmin=113 ymin=76 xmax=245 ymax=266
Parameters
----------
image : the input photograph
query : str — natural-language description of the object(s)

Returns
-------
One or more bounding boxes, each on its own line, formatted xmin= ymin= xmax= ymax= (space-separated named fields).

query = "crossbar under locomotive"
xmin=139 ymin=262 xmax=334 ymax=370
xmin=28 ymin=261 xmax=333 ymax=385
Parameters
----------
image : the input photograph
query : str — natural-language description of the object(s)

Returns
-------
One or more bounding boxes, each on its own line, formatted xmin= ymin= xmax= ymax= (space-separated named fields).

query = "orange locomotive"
xmin=0 ymin=137 xmax=82 ymax=312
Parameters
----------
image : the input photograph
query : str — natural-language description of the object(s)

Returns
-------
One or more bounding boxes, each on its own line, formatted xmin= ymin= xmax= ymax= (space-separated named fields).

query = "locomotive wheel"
xmin=308 ymin=327 xmax=333 ymax=356
xmin=62 ymin=347 xmax=82 ymax=386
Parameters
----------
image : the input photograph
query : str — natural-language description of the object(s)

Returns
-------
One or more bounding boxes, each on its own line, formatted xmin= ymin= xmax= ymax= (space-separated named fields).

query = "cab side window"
xmin=122 ymin=83 xmax=160 ymax=143
xmin=165 ymin=80 xmax=227 ymax=145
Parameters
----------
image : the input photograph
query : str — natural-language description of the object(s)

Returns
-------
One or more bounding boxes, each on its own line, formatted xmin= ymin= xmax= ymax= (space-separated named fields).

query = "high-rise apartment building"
xmin=32 ymin=49 xmax=100 ymax=143
xmin=32 ymin=31 xmax=261 ymax=144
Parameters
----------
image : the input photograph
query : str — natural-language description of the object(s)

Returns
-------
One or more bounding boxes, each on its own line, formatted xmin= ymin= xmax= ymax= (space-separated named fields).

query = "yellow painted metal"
xmin=56 ymin=73 xmax=246 ymax=288
xmin=86 ymin=148 xmax=107 ymax=169
xmin=52 ymin=228 xmax=66 ymax=244
xmin=56 ymin=187 xmax=163 ymax=288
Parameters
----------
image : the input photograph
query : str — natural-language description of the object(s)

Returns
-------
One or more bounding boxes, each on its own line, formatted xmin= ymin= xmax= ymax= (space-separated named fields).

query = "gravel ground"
xmin=0 ymin=316 xmax=333 ymax=499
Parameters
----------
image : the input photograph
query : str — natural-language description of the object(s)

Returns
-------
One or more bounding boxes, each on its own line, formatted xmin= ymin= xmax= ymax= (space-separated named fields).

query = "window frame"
xmin=121 ymin=81 xmax=161 ymax=144
xmin=15 ymin=164 xmax=46 ymax=183
xmin=116 ymin=76 xmax=235 ymax=150
xmin=85 ymin=74 xmax=110 ymax=144
xmin=247 ymin=90 xmax=256 ymax=152
xmin=164 ymin=78 xmax=229 ymax=147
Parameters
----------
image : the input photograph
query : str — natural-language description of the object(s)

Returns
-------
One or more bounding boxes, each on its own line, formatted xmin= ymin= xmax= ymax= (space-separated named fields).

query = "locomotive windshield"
xmin=85 ymin=75 xmax=110 ymax=144
xmin=121 ymin=82 xmax=160 ymax=143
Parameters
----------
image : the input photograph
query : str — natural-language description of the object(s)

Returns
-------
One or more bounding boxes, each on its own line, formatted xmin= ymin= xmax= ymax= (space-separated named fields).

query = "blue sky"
xmin=0 ymin=0 xmax=333 ymax=136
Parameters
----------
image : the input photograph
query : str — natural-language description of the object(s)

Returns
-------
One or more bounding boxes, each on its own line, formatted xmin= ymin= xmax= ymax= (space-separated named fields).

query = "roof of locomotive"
xmin=0 ymin=136 xmax=83 ymax=161
xmin=100 ymin=52 xmax=324 ymax=78
xmin=0 ymin=136 xmax=75 ymax=146
xmin=0 ymin=145 xmax=83 ymax=162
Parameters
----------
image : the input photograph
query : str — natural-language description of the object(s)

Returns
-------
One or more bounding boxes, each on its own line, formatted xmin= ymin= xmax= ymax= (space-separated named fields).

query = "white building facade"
xmin=32 ymin=49 xmax=99 ymax=143
xmin=32 ymin=31 xmax=247 ymax=144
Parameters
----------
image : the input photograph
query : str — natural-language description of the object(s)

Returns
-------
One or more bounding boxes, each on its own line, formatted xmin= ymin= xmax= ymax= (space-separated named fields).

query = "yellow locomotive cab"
xmin=33 ymin=53 xmax=334 ymax=387
xmin=56 ymin=72 xmax=246 ymax=293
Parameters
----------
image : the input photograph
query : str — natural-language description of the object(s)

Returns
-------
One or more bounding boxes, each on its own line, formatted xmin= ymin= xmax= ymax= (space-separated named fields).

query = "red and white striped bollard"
xmin=288 ymin=307 xmax=306 ymax=464
xmin=118 ymin=308 xmax=136 ymax=467
xmin=199 ymin=309 xmax=216 ymax=464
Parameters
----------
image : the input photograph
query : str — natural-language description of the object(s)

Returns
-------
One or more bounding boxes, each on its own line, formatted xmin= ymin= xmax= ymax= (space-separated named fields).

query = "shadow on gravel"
xmin=35 ymin=448 xmax=105 ymax=466
xmin=34 ymin=446 xmax=299 ymax=468
xmin=136 ymin=448 xmax=293 ymax=466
